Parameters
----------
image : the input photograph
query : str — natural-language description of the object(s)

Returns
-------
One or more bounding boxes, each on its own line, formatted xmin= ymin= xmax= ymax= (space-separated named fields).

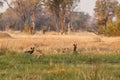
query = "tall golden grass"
xmin=0 ymin=31 xmax=120 ymax=54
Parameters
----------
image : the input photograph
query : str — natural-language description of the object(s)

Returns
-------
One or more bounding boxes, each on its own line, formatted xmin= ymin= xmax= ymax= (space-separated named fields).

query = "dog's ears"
xmin=33 ymin=47 xmax=34 ymax=49
xmin=73 ymin=43 xmax=77 ymax=46
xmin=31 ymin=47 xmax=33 ymax=49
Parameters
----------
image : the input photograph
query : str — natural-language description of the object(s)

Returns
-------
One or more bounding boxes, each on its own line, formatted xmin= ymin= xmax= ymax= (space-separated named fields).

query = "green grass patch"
xmin=0 ymin=52 xmax=120 ymax=80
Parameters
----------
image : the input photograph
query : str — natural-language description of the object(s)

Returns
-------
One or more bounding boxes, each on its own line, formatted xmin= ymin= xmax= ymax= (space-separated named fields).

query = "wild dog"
xmin=73 ymin=43 xmax=77 ymax=54
xmin=62 ymin=48 xmax=69 ymax=53
xmin=24 ymin=47 xmax=35 ymax=54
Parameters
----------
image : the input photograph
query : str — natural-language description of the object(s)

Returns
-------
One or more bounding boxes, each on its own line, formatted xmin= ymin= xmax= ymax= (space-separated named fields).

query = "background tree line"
xmin=0 ymin=0 xmax=88 ymax=33
xmin=0 ymin=0 xmax=120 ymax=36
xmin=0 ymin=0 xmax=95 ymax=34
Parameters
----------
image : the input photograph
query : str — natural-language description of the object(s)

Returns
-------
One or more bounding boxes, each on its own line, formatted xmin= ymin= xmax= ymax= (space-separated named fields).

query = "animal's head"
xmin=31 ymin=47 xmax=35 ymax=51
xmin=73 ymin=43 xmax=77 ymax=47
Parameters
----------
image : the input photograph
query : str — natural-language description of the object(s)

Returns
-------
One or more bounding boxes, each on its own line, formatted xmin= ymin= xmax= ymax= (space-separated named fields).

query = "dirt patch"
xmin=0 ymin=32 xmax=12 ymax=38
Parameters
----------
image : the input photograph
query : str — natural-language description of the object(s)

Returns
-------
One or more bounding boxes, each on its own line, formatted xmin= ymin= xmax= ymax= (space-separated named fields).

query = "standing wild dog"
xmin=73 ymin=43 xmax=77 ymax=54
xmin=25 ymin=47 xmax=35 ymax=54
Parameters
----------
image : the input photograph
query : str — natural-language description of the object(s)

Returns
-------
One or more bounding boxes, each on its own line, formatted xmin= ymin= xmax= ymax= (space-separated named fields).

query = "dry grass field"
xmin=0 ymin=31 xmax=120 ymax=80
xmin=0 ymin=31 xmax=120 ymax=55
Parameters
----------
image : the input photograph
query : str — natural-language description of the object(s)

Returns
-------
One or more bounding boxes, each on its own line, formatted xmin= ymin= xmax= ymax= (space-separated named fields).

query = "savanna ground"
xmin=0 ymin=31 xmax=120 ymax=80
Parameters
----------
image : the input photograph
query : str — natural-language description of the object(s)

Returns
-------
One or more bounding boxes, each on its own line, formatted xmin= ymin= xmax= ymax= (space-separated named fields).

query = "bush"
xmin=104 ymin=20 xmax=120 ymax=36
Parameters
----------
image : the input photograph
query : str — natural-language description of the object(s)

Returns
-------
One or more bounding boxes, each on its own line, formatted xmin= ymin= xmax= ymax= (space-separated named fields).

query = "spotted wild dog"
xmin=73 ymin=43 xmax=77 ymax=54
xmin=25 ymin=47 xmax=35 ymax=54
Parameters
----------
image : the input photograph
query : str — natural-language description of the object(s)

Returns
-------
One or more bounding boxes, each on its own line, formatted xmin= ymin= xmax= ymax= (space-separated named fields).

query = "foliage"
xmin=2 ymin=0 xmax=42 ymax=32
xmin=46 ymin=0 xmax=80 ymax=32
xmin=104 ymin=6 xmax=120 ymax=36
xmin=104 ymin=22 xmax=120 ymax=36
xmin=116 ymin=6 xmax=120 ymax=19
xmin=94 ymin=0 xmax=118 ymax=34
xmin=74 ymin=12 xmax=90 ymax=30
xmin=0 ymin=0 xmax=88 ymax=33
xmin=0 ymin=8 xmax=18 ymax=30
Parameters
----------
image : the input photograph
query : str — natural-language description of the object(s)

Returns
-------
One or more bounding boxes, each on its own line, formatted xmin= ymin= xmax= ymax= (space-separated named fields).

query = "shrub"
xmin=104 ymin=20 xmax=120 ymax=36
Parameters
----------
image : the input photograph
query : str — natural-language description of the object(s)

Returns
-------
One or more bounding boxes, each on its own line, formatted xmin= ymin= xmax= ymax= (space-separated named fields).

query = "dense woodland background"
xmin=0 ymin=0 xmax=120 ymax=36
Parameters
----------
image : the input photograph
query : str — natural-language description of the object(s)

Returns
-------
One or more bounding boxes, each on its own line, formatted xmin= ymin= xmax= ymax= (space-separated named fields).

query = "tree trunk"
xmin=31 ymin=12 xmax=35 ymax=34
xmin=60 ymin=19 xmax=66 ymax=35
xmin=68 ymin=22 xmax=71 ymax=34
xmin=56 ymin=17 xmax=60 ymax=32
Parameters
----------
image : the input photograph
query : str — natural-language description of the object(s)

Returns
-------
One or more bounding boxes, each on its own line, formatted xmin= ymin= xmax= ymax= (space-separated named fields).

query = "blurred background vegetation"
xmin=0 ymin=0 xmax=120 ymax=36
